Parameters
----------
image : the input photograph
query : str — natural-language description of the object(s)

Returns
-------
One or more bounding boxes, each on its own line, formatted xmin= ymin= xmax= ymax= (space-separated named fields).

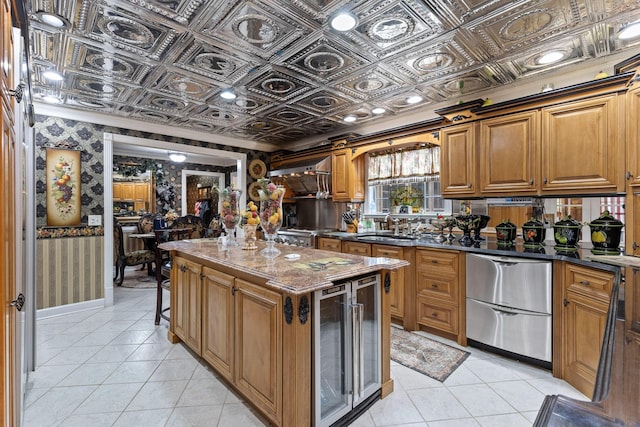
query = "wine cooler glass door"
xmin=314 ymin=285 xmax=351 ymax=427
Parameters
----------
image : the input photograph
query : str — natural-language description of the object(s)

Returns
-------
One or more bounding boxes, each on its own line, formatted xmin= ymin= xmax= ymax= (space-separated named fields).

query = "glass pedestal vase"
xmin=243 ymin=224 xmax=258 ymax=250
xmin=261 ymin=232 xmax=281 ymax=259
xmin=258 ymin=183 xmax=285 ymax=259
xmin=218 ymin=188 xmax=242 ymax=247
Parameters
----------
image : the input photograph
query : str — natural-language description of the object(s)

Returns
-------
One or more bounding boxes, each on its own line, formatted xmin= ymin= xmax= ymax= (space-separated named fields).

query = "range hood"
xmin=269 ymin=156 xmax=331 ymax=198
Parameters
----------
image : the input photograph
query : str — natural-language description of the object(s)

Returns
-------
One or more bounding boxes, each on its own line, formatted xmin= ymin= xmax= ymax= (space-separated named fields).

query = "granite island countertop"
xmin=159 ymin=238 xmax=409 ymax=295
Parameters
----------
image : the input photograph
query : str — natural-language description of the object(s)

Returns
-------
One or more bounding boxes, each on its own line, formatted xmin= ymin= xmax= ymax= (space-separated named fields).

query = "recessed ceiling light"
xmin=220 ymin=89 xmax=237 ymax=100
xmin=330 ymin=12 xmax=357 ymax=31
xmin=406 ymin=95 xmax=423 ymax=104
xmin=536 ymin=51 xmax=564 ymax=65
xmin=169 ymin=152 xmax=186 ymax=163
xmin=618 ymin=20 xmax=640 ymax=40
xmin=43 ymin=70 xmax=63 ymax=81
xmin=343 ymin=115 xmax=357 ymax=122
xmin=36 ymin=11 xmax=70 ymax=28
xmin=372 ymin=107 xmax=386 ymax=114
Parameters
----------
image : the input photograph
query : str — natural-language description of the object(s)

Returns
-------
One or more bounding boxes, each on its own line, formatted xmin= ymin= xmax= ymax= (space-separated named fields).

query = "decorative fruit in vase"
xmin=258 ymin=179 xmax=285 ymax=258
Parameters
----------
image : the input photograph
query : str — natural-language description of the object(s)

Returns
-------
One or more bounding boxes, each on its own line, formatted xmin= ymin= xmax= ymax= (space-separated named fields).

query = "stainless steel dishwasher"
xmin=466 ymin=253 xmax=552 ymax=363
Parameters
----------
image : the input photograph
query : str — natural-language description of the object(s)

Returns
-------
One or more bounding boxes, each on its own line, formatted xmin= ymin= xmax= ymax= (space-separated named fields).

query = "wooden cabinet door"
xmin=317 ymin=237 xmax=341 ymax=252
xmin=234 ymin=279 xmax=282 ymax=425
xmin=441 ymin=123 xmax=477 ymax=197
xmin=561 ymin=263 xmax=614 ymax=398
xmin=341 ymin=240 xmax=371 ymax=256
xmin=478 ymin=111 xmax=540 ymax=195
xmin=541 ymin=94 xmax=624 ymax=194
xmin=121 ymin=183 xmax=135 ymax=201
xmin=201 ymin=267 xmax=234 ymax=382
xmin=626 ymin=86 xmax=640 ymax=186
xmin=134 ymin=182 xmax=148 ymax=201
xmin=372 ymin=245 xmax=404 ymax=319
xmin=172 ymin=256 xmax=202 ymax=354
xmin=624 ymin=330 xmax=640 ymax=425
xmin=332 ymin=149 xmax=365 ymax=202
xmin=113 ymin=182 xmax=122 ymax=200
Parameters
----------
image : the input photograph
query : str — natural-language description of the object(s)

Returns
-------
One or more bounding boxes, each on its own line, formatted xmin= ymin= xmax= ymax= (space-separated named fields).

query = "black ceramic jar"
xmin=588 ymin=210 xmax=624 ymax=254
xmin=495 ymin=219 xmax=517 ymax=245
xmin=553 ymin=215 xmax=581 ymax=248
xmin=522 ymin=218 xmax=546 ymax=246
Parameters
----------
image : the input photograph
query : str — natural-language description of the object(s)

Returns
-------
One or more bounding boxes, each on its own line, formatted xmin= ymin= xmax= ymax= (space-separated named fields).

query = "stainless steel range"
xmin=275 ymin=228 xmax=327 ymax=248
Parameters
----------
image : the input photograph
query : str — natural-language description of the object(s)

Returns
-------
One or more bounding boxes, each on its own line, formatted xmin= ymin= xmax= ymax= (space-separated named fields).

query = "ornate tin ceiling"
xmin=25 ymin=0 xmax=640 ymax=148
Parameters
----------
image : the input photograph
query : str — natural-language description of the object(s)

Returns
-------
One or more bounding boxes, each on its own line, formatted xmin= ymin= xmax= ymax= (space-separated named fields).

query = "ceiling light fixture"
xmin=169 ymin=152 xmax=186 ymax=163
xmin=43 ymin=70 xmax=64 ymax=81
xmin=618 ymin=20 xmax=640 ymax=40
xmin=406 ymin=95 xmax=423 ymax=104
xmin=36 ymin=11 xmax=70 ymax=28
xmin=220 ymin=89 xmax=237 ymax=100
xmin=42 ymin=94 xmax=63 ymax=104
xmin=330 ymin=12 xmax=357 ymax=31
xmin=372 ymin=107 xmax=386 ymax=114
xmin=536 ymin=51 xmax=564 ymax=65
xmin=343 ymin=115 xmax=357 ymax=122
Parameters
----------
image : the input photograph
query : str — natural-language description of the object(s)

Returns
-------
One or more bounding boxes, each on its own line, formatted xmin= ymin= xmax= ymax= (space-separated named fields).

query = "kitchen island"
xmin=158 ymin=238 xmax=409 ymax=427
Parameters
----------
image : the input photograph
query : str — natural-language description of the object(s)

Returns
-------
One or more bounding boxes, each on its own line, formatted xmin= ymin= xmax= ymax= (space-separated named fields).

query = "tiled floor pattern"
xmin=24 ymin=284 xmax=587 ymax=426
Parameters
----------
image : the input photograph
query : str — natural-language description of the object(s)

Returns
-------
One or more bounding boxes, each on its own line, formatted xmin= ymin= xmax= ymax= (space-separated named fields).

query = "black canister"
xmin=522 ymin=218 xmax=546 ymax=246
xmin=153 ymin=215 xmax=166 ymax=230
xmin=588 ymin=210 xmax=624 ymax=254
xmin=495 ymin=219 xmax=517 ymax=245
xmin=553 ymin=215 xmax=581 ymax=248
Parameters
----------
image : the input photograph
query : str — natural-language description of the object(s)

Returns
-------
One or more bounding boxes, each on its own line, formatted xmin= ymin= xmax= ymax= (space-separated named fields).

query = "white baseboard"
xmin=37 ymin=298 xmax=105 ymax=320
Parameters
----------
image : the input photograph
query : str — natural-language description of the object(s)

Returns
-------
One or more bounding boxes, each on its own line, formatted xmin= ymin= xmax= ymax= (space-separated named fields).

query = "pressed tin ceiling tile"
xmin=23 ymin=0 xmax=640 ymax=148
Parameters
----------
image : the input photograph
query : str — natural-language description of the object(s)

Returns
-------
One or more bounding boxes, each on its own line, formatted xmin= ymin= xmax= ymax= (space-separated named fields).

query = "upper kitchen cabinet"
xmin=478 ymin=111 xmax=540 ymax=195
xmin=332 ymin=148 xmax=365 ymax=202
xmin=541 ymin=94 xmax=625 ymax=195
xmin=440 ymin=123 xmax=478 ymax=198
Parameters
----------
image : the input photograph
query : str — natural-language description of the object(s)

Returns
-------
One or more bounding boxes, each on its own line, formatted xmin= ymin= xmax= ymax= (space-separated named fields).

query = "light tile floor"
xmin=25 ymin=284 xmax=587 ymax=427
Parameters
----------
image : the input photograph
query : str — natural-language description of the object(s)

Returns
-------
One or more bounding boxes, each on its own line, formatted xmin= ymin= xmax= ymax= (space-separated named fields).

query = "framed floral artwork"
xmin=46 ymin=147 xmax=81 ymax=226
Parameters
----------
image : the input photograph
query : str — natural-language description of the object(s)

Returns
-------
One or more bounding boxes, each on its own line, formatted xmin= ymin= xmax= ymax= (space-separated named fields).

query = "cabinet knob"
xmin=179 ymin=264 xmax=187 ymax=272
xmin=543 ymin=177 xmax=548 ymax=184
xmin=467 ymin=183 xmax=472 ymax=188
xmin=432 ymin=312 xmax=438 ymax=317
xmin=633 ymin=242 xmax=638 ymax=251
xmin=431 ymin=260 xmax=438 ymax=264
xmin=563 ymin=298 xmax=570 ymax=307
xmin=529 ymin=178 xmax=534 ymax=185
xmin=626 ymin=171 xmax=633 ymax=180
xmin=431 ymin=284 xmax=439 ymax=289
xmin=231 ymin=285 xmax=238 ymax=296
xmin=579 ymin=280 xmax=590 ymax=286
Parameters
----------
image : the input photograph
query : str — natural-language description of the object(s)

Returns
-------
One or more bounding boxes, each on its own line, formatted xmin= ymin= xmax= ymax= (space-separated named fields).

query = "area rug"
xmin=391 ymin=327 xmax=470 ymax=382
xmin=119 ymin=267 xmax=157 ymax=289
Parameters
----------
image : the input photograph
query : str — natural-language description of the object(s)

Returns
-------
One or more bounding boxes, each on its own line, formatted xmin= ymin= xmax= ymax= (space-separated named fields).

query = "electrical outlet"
xmin=88 ymin=215 xmax=101 ymax=226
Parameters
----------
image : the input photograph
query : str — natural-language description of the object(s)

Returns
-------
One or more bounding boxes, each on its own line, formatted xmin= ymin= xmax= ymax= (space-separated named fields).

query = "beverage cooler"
xmin=313 ymin=274 xmax=381 ymax=427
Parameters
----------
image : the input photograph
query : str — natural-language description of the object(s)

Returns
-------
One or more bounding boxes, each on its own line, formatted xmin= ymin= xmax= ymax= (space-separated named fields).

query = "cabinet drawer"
xmin=417 ymin=297 xmax=458 ymax=334
xmin=317 ymin=237 xmax=341 ymax=252
xmin=342 ymin=241 xmax=371 ymax=256
xmin=565 ymin=263 xmax=614 ymax=301
xmin=416 ymin=249 xmax=458 ymax=276
xmin=416 ymin=273 xmax=457 ymax=302
xmin=371 ymin=244 xmax=403 ymax=259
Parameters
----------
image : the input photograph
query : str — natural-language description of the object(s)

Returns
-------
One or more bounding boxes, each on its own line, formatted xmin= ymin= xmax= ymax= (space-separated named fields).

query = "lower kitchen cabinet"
xmin=317 ymin=237 xmax=342 ymax=252
xmin=234 ymin=278 xmax=283 ymax=424
xmin=171 ymin=259 xmax=283 ymax=425
xmin=172 ymin=255 xmax=202 ymax=354
xmin=415 ymin=248 xmax=465 ymax=345
xmin=624 ymin=266 xmax=640 ymax=424
xmin=201 ymin=267 xmax=235 ymax=382
xmin=342 ymin=240 xmax=372 ymax=256
xmin=555 ymin=262 xmax=614 ymax=399
xmin=371 ymin=244 xmax=414 ymax=323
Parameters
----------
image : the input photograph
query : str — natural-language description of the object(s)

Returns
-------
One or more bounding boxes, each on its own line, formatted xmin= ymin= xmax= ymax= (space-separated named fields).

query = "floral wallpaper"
xmin=34 ymin=115 xmax=271 ymax=229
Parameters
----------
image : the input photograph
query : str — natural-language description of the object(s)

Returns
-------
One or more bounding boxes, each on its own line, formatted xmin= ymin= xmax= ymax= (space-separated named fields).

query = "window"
xmin=366 ymin=178 xmax=451 ymax=215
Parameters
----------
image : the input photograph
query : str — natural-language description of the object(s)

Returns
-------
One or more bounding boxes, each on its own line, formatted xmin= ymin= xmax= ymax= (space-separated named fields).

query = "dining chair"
xmin=136 ymin=213 xmax=157 ymax=273
xmin=113 ymin=219 xmax=156 ymax=286
xmin=154 ymin=227 xmax=192 ymax=325
xmin=171 ymin=214 xmax=209 ymax=238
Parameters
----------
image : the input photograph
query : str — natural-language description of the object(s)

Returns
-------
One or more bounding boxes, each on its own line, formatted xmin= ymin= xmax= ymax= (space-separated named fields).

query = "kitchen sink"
xmin=356 ymin=234 xmax=418 ymax=242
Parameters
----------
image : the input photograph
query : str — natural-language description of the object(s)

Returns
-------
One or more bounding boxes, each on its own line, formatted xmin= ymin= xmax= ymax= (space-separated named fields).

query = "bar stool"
xmin=154 ymin=227 xmax=192 ymax=325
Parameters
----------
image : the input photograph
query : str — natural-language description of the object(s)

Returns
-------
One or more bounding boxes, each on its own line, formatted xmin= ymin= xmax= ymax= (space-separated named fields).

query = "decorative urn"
xmin=522 ymin=218 xmax=546 ymax=246
xmin=553 ymin=215 xmax=581 ymax=248
xmin=588 ymin=210 xmax=624 ymax=254
xmin=495 ymin=219 xmax=517 ymax=245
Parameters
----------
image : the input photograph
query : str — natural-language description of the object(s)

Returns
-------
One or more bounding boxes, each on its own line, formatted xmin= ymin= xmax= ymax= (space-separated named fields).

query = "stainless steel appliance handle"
xmin=351 ymin=303 xmax=359 ymax=397
xmin=358 ymin=303 xmax=364 ymax=396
